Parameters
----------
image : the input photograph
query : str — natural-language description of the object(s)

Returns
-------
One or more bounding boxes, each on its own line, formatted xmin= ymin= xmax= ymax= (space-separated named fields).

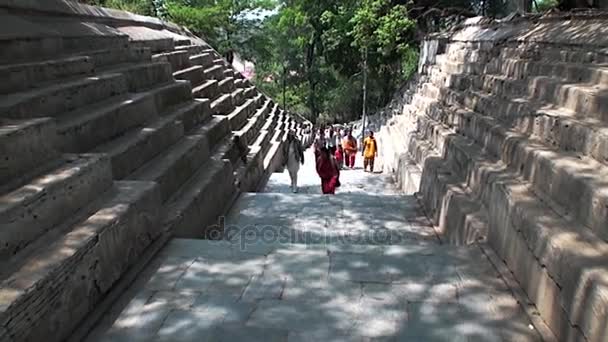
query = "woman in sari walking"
xmin=315 ymin=147 xmax=340 ymax=194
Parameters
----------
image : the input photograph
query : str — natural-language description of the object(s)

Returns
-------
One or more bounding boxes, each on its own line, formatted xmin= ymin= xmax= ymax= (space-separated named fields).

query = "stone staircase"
xmin=0 ymin=3 xmax=309 ymax=341
xmin=381 ymin=17 xmax=608 ymax=342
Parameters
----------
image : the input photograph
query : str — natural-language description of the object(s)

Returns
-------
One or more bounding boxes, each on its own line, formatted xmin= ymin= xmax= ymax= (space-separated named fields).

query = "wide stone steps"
xmin=126 ymin=132 xmax=211 ymax=203
xmin=0 ymin=118 xmax=59 ymax=185
xmin=447 ymin=72 xmax=608 ymax=123
xmin=192 ymin=79 xmax=220 ymax=100
xmin=55 ymin=92 xmax=156 ymax=153
xmin=426 ymin=65 xmax=608 ymax=164
xmin=236 ymin=99 xmax=272 ymax=146
xmin=407 ymin=117 xmax=603 ymax=341
xmin=0 ymin=154 xmax=113 ymax=263
xmin=210 ymin=93 xmax=234 ymax=115
xmin=98 ymin=62 xmax=173 ymax=92
xmin=498 ymin=45 xmax=608 ymax=64
xmin=439 ymin=86 xmax=608 ymax=165
xmin=189 ymin=52 xmax=214 ymax=67
xmin=204 ymin=64 xmax=225 ymax=80
xmin=0 ymin=55 xmax=94 ymax=94
xmin=152 ymin=50 xmax=190 ymax=71
xmin=92 ymin=99 xmax=208 ymax=180
xmin=0 ymin=180 xmax=161 ymax=342
xmin=0 ymin=32 xmax=131 ymax=65
xmin=173 ymin=65 xmax=206 ymax=88
xmin=227 ymin=98 xmax=258 ymax=132
xmin=0 ymin=73 xmax=128 ymax=119
xmin=0 ymin=60 xmax=177 ymax=121
xmin=219 ymin=76 xmax=236 ymax=93
xmin=193 ymin=114 xmax=229 ymax=148
xmin=487 ymin=58 xmax=608 ymax=85
xmin=163 ymin=158 xmax=235 ymax=238
xmin=174 ymin=44 xmax=206 ymax=55
xmin=414 ymin=90 xmax=608 ymax=239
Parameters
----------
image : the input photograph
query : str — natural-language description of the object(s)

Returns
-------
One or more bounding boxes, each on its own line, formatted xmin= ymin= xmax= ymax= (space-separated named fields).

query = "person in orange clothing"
xmin=342 ymin=130 xmax=358 ymax=169
xmin=362 ymin=130 xmax=378 ymax=172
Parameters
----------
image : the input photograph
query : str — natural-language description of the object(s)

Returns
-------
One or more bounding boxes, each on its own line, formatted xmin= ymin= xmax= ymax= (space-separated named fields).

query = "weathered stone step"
xmin=0 ymin=55 xmax=94 ymax=94
xmin=231 ymin=88 xmax=245 ymax=107
xmin=0 ymin=73 xmax=127 ymax=119
xmin=92 ymin=100 xmax=207 ymax=180
xmin=189 ymin=52 xmax=214 ymax=67
xmin=127 ymin=133 xmax=211 ymax=202
xmin=499 ymin=45 xmax=608 ymax=64
xmin=446 ymin=71 xmax=608 ymax=124
xmin=0 ymin=47 xmax=150 ymax=94
xmin=0 ymin=32 xmax=130 ymax=65
xmin=489 ymin=58 xmax=608 ymax=85
xmin=417 ymin=99 xmax=608 ymax=242
xmin=243 ymin=86 xmax=256 ymax=99
xmin=409 ymin=124 xmax=601 ymax=341
xmin=227 ymin=98 xmax=257 ymax=132
xmin=85 ymin=46 xmax=152 ymax=68
xmin=174 ymin=39 xmax=192 ymax=47
xmin=0 ymin=180 xmax=161 ymax=342
xmin=252 ymin=129 xmax=272 ymax=153
xmin=152 ymin=80 xmax=193 ymax=112
xmin=218 ymin=77 xmax=235 ymax=93
xmin=152 ymin=50 xmax=190 ymax=72
xmin=260 ymin=112 xmax=279 ymax=133
xmin=194 ymin=116 xmax=231 ymax=151
xmin=0 ymin=118 xmax=59 ymax=185
xmin=192 ymin=79 xmax=220 ymax=100
xmin=174 ymin=44 xmax=206 ymax=55
xmin=100 ymin=62 xmax=174 ymax=92
xmin=55 ymin=92 xmax=157 ymax=153
xmin=204 ymin=64 xmax=225 ymax=80
xmin=237 ymin=142 xmax=267 ymax=192
xmin=236 ymin=100 xmax=272 ymax=146
xmin=440 ymin=87 xmax=608 ymax=164
xmin=173 ymin=65 xmax=205 ymax=89
xmin=210 ymin=93 xmax=234 ymax=115
xmin=130 ymin=37 xmax=174 ymax=54
xmin=0 ymin=154 xmax=113 ymax=264
xmin=164 ymin=157 xmax=235 ymax=238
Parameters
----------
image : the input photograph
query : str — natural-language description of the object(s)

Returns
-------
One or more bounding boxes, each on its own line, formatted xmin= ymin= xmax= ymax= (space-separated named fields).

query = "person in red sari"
xmin=316 ymin=147 xmax=340 ymax=194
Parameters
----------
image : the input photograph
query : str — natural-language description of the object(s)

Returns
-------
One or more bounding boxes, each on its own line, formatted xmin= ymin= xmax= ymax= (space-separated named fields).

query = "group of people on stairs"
xmin=282 ymin=125 xmax=378 ymax=194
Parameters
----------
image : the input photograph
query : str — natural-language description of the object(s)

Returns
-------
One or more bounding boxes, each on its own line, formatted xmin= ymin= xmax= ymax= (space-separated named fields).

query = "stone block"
xmin=0 ymin=118 xmax=59 ymax=185
xmin=0 ymin=73 xmax=127 ymax=119
xmin=0 ymin=154 xmax=113 ymax=262
xmin=127 ymin=133 xmax=211 ymax=202
xmin=193 ymin=79 xmax=220 ymax=100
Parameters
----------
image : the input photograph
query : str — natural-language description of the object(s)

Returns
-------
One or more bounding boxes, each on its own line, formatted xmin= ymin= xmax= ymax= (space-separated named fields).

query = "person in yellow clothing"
xmin=362 ymin=130 xmax=378 ymax=172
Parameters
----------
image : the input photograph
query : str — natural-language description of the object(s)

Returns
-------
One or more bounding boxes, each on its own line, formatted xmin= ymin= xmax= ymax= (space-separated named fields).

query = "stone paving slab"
xmin=86 ymin=147 xmax=543 ymax=342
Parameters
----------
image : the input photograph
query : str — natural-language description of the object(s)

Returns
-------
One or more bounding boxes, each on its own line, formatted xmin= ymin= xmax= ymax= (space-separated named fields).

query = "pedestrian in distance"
xmin=362 ymin=130 xmax=378 ymax=173
xmin=283 ymin=130 xmax=305 ymax=193
xmin=335 ymin=145 xmax=344 ymax=170
xmin=342 ymin=130 xmax=358 ymax=169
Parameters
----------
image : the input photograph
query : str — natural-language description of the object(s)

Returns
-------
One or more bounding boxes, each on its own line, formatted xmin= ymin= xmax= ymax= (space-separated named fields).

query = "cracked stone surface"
xmin=86 ymin=147 xmax=542 ymax=342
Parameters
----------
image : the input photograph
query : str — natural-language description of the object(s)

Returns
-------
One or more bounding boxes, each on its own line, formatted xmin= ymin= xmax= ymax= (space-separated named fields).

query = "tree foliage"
xmin=83 ymin=0 xmax=541 ymax=124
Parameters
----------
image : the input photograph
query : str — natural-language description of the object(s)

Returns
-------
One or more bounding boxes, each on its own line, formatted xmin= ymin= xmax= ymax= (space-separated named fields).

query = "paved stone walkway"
xmin=86 ymin=148 xmax=543 ymax=342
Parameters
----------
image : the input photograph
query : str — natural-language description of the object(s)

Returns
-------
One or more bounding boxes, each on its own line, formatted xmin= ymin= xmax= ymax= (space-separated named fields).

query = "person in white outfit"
xmin=283 ymin=130 xmax=305 ymax=193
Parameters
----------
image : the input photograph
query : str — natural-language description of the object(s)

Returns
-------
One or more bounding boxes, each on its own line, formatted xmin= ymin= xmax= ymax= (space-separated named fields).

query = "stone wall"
xmin=378 ymin=13 xmax=608 ymax=342
xmin=0 ymin=1 xmax=310 ymax=341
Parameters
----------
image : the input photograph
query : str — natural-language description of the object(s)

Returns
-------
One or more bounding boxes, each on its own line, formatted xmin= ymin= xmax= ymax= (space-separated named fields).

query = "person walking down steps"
xmin=342 ymin=130 xmax=358 ymax=169
xmin=316 ymin=147 xmax=340 ymax=194
xmin=363 ymin=130 xmax=378 ymax=172
xmin=283 ymin=130 xmax=305 ymax=193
